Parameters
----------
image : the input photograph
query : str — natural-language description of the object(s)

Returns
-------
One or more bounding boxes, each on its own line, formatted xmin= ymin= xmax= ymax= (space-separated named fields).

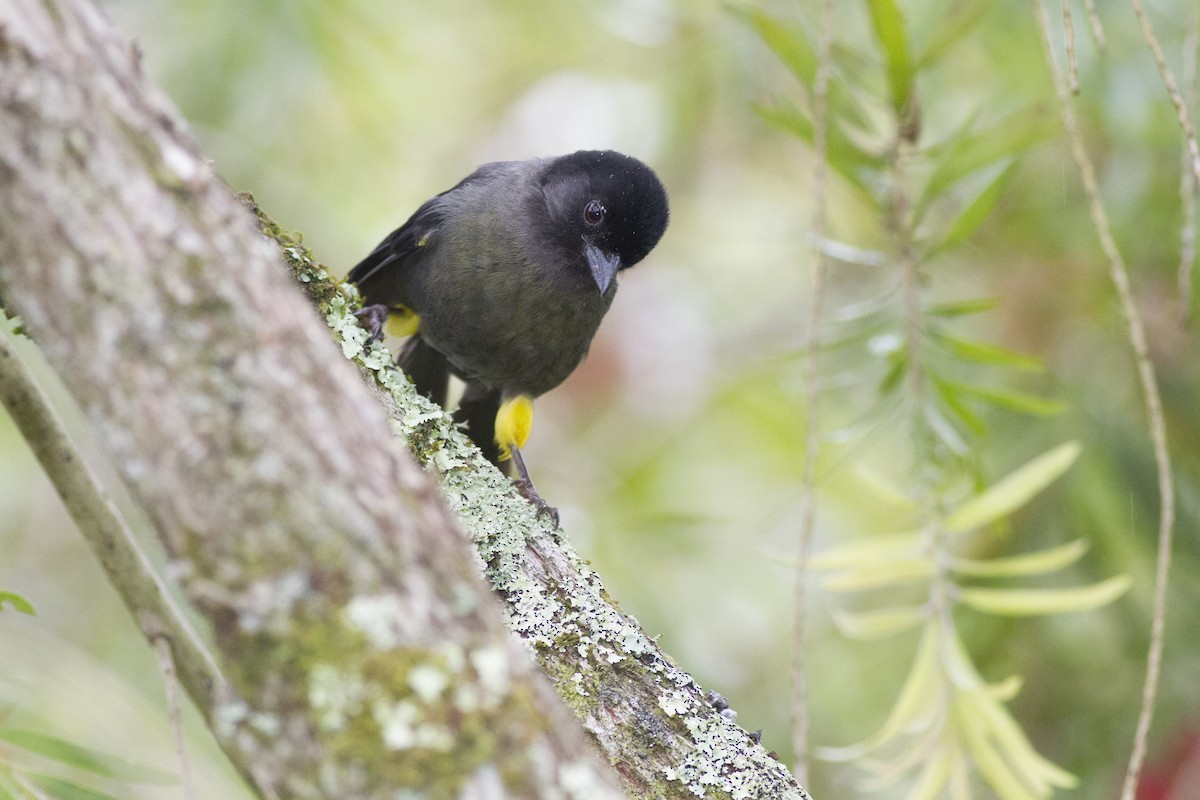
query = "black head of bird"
xmin=349 ymin=150 xmax=669 ymax=523
xmin=535 ymin=150 xmax=670 ymax=294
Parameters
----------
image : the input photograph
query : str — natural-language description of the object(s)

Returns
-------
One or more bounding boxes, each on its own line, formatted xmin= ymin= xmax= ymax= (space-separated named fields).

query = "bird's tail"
xmin=398 ymin=336 xmax=450 ymax=409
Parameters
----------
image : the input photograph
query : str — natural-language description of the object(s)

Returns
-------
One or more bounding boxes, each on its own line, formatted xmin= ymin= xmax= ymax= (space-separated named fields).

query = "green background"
xmin=2 ymin=1 xmax=1198 ymax=797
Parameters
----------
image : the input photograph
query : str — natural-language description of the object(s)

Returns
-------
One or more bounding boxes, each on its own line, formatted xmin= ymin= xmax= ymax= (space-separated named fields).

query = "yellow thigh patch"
xmin=494 ymin=395 xmax=534 ymax=461
xmin=384 ymin=306 xmax=421 ymax=338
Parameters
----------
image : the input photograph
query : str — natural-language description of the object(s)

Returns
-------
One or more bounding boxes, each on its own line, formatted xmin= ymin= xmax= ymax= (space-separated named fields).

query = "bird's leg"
xmin=353 ymin=303 xmax=391 ymax=344
xmin=509 ymin=445 xmax=559 ymax=527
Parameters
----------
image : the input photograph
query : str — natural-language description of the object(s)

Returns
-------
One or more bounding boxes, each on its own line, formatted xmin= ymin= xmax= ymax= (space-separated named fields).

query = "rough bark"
xmin=0 ymin=1 xmax=811 ymax=798
xmin=0 ymin=2 xmax=621 ymax=798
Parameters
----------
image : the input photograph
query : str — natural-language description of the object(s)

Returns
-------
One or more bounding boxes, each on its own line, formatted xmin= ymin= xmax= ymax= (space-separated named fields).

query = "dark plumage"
xmin=348 ymin=150 xmax=669 ymax=520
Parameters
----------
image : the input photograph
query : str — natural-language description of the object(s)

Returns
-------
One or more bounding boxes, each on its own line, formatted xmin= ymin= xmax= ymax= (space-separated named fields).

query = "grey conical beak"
xmin=584 ymin=242 xmax=621 ymax=295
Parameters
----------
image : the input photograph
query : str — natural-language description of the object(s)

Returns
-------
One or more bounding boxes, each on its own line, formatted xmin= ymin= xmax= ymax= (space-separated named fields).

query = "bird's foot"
xmin=513 ymin=477 xmax=560 ymax=527
xmin=353 ymin=304 xmax=390 ymax=345
xmin=508 ymin=445 xmax=559 ymax=526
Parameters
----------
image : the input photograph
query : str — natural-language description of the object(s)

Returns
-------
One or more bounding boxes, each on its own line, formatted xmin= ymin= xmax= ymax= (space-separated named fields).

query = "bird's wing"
xmin=346 ymin=161 xmax=513 ymax=287
xmin=345 ymin=195 xmax=445 ymax=286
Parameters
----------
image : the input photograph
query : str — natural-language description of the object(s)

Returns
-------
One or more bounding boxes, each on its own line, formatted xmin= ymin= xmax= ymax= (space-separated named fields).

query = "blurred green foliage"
xmin=1 ymin=1 xmax=1198 ymax=798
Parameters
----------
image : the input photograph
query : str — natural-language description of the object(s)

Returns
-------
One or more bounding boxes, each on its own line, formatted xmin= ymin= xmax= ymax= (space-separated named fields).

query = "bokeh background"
xmin=2 ymin=1 xmax=1198 ymax=798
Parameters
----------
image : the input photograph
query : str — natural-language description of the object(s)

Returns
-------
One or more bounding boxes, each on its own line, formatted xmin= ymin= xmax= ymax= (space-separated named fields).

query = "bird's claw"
xmin=508 ymin=445 xmax=559 ymax=526
xmin=353 ymin=304 xmax=390 ymax=345
xmin=514 ymin=478 xmax=560 ymax=527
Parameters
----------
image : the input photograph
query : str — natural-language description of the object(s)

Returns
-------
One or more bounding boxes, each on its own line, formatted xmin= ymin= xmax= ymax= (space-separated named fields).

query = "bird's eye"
xmin=583 ymin=200 xmax=606 ymax=226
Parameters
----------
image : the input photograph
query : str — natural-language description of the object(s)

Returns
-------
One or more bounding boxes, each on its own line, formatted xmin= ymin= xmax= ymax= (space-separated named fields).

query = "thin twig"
xmin=1063 ymin=0 xmax=1080 ymax=94
xmin=1179 ymin=8 xmax=1198 ymax=324
xmin=792 ymin=0 xmax=835 ymax=784
xmin=0 ymin=325 xmax=226 ymax=723
xmin=1082 ymin=0 xmax=1107 ymax=50
xmin=1131 ymin=0 xmax=1200 ymax=190
xmin=1032 ymin=5 xmax=1177 ymax=800
xmin=154 ymin=636 xmax=197 ymax=800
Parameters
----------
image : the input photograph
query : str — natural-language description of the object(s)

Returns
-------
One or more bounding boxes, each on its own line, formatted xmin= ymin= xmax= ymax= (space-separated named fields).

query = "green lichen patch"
xmin=242 ymin=193 xmax=340 ymax=308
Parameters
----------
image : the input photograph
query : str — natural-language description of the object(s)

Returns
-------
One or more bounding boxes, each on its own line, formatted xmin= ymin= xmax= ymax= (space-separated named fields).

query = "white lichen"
xmin=160 ymin=139 xmax=201 ymax=182
xmin=469 ymin=645 xmax=510 ymax=707
xmin=658 ymin=690 xmax=691 ymax=717
xmin=559 ymin=759 xmax=609 ymax=799
xmin=309 ymin=664 xmax=366 ymax=731
xmin=372 ymin=698 xmax=455 ymax=753
xmin=437 ymin=641 xmax=466 ymax=673
xmin=343 ymin=593 xmax=406 ymax=650
xmin=407 ymin=664 xmax=449 ymax=703
xmin=238 ymin=570 xmax=309 ymax=634
xmin=247 ymin=711 xmax=282 ymax=737
xmin=213 ymin=698 xmax=250 ymax=740
xmin=453 ymin=683 xmax=481 ymax=713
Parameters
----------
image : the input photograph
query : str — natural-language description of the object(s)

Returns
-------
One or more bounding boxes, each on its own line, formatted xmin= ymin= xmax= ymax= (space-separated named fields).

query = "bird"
xmin=347 ymin=150 xmax=669 ymax=522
